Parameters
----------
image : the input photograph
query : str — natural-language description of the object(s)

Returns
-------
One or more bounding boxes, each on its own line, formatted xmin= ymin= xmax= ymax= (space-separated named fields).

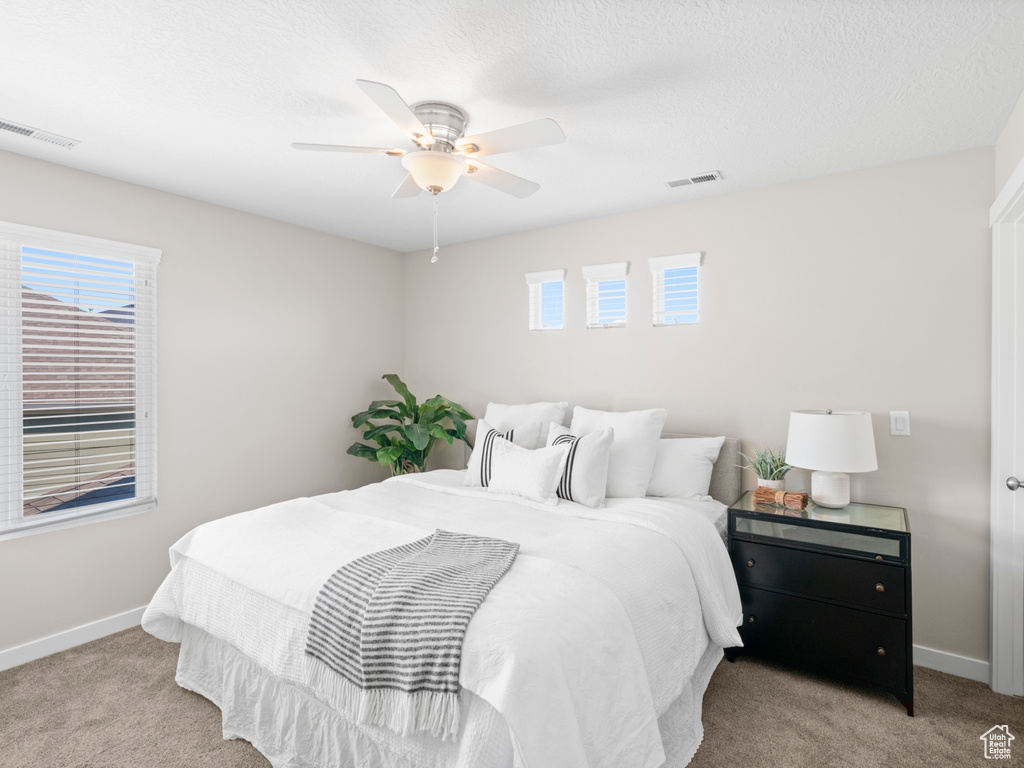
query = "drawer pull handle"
xmin=876 ymin=583 xmax=885 ymax=593
xmin=746 ymin=559 xmax=755 ymax=568
xmin=877 ymin=646 xmax=886 ymax=656
xmin=876 ymin=555 xmax=883 ymax=561
xmin=747 ymin=615 xmax=756 ymax=624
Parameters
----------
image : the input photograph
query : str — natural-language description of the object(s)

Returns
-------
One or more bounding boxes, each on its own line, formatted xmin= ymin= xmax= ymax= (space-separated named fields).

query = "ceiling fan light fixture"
xmin=401 ymin=150 xmax=468 ymax=194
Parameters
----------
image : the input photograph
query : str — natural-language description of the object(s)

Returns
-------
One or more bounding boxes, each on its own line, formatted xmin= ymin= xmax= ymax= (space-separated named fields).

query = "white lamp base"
xmin=810 ymin=471 xmax=850 ymax=508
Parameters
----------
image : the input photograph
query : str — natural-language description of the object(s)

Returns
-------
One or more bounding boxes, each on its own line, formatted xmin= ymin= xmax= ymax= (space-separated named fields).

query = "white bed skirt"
xmin=174 ymin=624 xmax=721 ymax=768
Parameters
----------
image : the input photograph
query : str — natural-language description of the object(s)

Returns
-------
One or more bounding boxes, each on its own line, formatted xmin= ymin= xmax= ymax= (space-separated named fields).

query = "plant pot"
xmin=757 ymin=478 xmax=785 ymax=491
xmin=390 ymin=460 xmax=422 ymax=477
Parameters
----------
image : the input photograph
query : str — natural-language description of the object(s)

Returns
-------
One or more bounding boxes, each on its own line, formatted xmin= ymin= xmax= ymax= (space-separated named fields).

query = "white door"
xmin=990 ymin=160 xmax=1024 ymax=696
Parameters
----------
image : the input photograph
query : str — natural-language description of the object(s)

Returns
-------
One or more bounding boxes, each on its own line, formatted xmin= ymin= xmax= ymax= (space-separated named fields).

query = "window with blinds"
xmin=650 ymin=252 xmax=702 ymax=326
xmin=525 ymin=269 xmax=565 ymax=331
xmin=0 ymin=222 xmax=159 ymax=537
xmin=582 ymin=262 xmax=628 ymax=328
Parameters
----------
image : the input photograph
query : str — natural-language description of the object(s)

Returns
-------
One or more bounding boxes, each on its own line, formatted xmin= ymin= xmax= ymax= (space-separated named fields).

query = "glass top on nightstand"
xmin=730 ymin=490 xmax=908 ymax=533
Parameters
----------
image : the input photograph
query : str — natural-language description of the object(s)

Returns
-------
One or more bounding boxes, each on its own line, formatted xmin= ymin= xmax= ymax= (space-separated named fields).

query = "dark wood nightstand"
xmin=725 ymin=490 xmax=914 ymax=716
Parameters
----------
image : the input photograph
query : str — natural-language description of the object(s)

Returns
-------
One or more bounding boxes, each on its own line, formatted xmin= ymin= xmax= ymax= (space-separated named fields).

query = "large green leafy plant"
xmin=347 ymin=374 xmax=472 ymax=475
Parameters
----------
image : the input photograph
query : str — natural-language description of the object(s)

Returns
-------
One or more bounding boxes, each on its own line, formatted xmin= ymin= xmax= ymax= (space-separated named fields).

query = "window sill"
xmin=0 ymin=498 xmax=157 ymax=540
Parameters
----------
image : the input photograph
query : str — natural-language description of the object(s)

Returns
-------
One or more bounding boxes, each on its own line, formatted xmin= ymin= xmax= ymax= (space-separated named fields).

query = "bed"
xmin=142 ymin=430 xmax=744 ymax=768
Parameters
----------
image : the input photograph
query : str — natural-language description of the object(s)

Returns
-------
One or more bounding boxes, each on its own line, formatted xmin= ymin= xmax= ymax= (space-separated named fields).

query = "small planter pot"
xmin=757 ymin=478 xmax=785 ymax=491
xmin=390 ymin=461 xmax=423 ymax=476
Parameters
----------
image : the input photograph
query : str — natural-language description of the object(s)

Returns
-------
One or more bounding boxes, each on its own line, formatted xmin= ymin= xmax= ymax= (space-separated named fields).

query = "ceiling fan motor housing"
xmin=411 ymin=101 xmax=468 ymax=149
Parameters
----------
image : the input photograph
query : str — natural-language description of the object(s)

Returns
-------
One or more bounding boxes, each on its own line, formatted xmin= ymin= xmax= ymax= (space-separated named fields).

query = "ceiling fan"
xmin=292 ymin=80 xmax=565 ymax=199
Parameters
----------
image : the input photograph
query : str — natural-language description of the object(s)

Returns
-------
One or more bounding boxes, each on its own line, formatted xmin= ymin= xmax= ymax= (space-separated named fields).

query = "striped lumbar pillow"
xmin=486 ymin=438 xmax=571 ymax=505
xmin=464 ymin=419 xmax=544 ymax=487
xmin=547 ymin=424 xmax=614 ymax=508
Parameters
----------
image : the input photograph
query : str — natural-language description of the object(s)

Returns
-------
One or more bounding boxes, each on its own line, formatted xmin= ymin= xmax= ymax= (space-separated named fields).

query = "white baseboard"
xmin=914 ymin=643 xmax=990 ymax=684
xmin=0 ymin=606 xmax=146 ymax=672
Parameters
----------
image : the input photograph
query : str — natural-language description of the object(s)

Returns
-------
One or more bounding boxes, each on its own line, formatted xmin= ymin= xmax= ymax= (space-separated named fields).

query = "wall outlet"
xmin=890 ymin=411 xmax=911 ymax=436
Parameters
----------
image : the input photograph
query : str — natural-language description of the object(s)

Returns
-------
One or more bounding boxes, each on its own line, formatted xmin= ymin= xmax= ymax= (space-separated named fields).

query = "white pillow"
xmin=547 ymin=424 xmax=614 ymax=509
xmin=487 ymin=439 xmax=570 ymax=505
xmin=646 ymin=437 xmax=726 ymax=500
xmin=465 ymin=420 xmax=544 ymax=487
xmin=484 ymin=402 xmax=569 ymax=439
xmin=569 ymin=406 xmax=668 ymax=498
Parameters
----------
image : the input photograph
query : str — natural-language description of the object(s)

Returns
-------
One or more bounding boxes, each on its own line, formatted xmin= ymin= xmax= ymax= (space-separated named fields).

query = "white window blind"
xmin=582 ymin=262 xmax=628 ymax=328
xmin=525 ymin=269 xmax=565 ymax=331
xmin=650 ymin=252 xmax=702 ymax=326
xmin=0 ymin=222 xmax=160 ymax=537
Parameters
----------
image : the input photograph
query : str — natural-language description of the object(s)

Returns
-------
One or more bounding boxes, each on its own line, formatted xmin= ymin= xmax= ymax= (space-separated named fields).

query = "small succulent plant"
xmin=739 ymin=447 xmax=792 ymax=481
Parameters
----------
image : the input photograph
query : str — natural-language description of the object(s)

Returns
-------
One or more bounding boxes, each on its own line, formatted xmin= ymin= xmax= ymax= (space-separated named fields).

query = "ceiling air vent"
xmin=0 ymin=119 xmax=79 ymax=149
xmin=666 ymin=170 xmax=722 ymax=188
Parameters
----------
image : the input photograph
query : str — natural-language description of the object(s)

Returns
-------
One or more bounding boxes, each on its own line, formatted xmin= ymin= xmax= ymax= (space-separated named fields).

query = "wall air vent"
xmin=666 ymin=170 xmax=722 ymax=188
xmin=0 ymin=119 xmax=79 ymax=149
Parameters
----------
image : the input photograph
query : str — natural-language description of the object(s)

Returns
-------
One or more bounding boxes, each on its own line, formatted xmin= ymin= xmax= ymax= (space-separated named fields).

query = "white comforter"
xmin=143 ymin=470 xmax=742 ymax=768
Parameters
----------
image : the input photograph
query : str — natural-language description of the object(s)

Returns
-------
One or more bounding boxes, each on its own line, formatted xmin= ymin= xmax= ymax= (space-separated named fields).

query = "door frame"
xmin=990 ymin=154 xmax=1024 ymax=696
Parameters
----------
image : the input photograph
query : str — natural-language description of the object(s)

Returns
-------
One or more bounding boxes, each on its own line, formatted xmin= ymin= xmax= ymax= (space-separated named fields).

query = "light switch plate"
xmin=890 ymin=411 xmax=911 ymax=436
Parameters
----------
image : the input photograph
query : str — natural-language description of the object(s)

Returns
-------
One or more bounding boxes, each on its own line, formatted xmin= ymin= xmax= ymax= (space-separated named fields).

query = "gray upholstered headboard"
xmin=662 ymin=432 xmax=742 ymax=506
xmin=462 ymin=421 xmax=741 ymax=505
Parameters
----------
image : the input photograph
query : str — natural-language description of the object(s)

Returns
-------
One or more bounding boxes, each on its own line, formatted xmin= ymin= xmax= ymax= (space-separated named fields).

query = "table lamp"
xmin=785 ymin=410 xmax=878 ymax=508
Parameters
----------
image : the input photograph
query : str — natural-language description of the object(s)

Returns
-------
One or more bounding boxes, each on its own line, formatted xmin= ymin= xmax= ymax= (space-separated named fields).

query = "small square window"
xmin=650 ymin=253 xmax=701 ymax=326
xmin=582 ymin=262 xmax=629 ymax=328
xmin=525 ymin=269 xmax=565 ymax=331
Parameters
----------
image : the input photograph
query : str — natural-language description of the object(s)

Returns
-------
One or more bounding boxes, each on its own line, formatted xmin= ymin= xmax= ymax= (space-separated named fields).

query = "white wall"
xmin=996 ymin=86 xmax=1024 ymax=193
xmin=404 ymin=147 xmax=994 ymax=662
xmin=0 ymin=149 xmax=403 ymax=653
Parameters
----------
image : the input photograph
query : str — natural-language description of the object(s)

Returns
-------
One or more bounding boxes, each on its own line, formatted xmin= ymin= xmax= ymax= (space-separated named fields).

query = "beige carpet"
xmin=1 ymin=626 xmax=1021 ymax=767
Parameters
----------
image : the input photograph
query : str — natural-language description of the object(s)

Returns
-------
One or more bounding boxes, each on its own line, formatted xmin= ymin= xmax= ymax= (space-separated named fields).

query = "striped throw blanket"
xmin=304 ymin=529 xmax=520 ymax=740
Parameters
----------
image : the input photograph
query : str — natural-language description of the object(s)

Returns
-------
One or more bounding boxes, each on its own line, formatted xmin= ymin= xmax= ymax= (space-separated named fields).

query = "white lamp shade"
xmin=785 ymin=410 xmax=878 ymax=473
xmin=401 ymin=150 xmax=467 ymax=193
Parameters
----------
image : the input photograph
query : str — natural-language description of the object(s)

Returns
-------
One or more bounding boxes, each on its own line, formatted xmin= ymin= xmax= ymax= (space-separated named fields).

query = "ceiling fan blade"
xmin=392 ymin=173 xmax=423 ymax=198
xmin=291 ymin=143 xmax=404 ymax=155
xmin=464 ymin=160 xmax=540 ymax=198
xmin=355 ymin=79 xmax=433 ymax=145
xmin=457 ymin=118 xmax=565 ymax=157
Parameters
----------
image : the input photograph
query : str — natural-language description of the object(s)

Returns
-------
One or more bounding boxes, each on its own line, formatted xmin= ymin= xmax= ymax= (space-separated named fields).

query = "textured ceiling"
xmin=1 ymin=0 xmax=1023 ymax=253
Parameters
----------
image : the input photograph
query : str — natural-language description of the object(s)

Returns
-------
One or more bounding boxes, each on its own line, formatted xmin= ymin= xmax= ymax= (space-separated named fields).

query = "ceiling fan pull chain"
xmin=431 ymin=193 xmax=439 ymax=264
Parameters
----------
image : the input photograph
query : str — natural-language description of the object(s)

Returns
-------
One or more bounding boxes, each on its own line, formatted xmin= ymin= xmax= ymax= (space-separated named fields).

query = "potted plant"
xmin=740 ymin=447 xmax=792 ymax=491
xmin=347 ymin=374 xmax=472 ymax=475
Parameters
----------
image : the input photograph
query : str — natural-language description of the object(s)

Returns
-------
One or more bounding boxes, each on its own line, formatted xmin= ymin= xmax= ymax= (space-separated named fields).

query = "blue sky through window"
xmin=22 ymin=247 xmax=135 ymax=311
xmin=597 ymin=279 xmax=626 ymax=325
xmin=661 ymin=266 xmax=698 ymax=324
xmin=540 ymin=280 xmax=563 ymax=329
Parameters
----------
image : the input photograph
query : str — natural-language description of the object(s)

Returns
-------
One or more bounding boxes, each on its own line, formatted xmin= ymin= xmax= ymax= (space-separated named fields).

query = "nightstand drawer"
xmin=731 ymin=539 xmax=906 ymax=614
xmin=739 ymin=586 xmax=908 ymax=692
